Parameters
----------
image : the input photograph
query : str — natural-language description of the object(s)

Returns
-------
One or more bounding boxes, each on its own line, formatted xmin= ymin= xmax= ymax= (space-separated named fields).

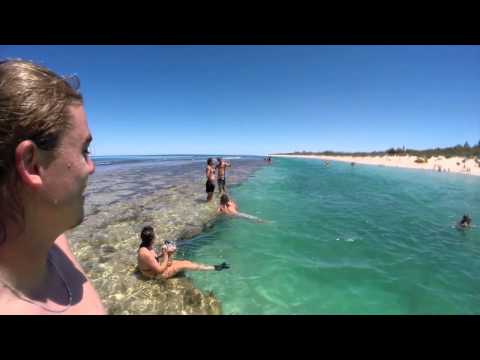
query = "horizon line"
xmin=90 ymin=153 xmax=266 ymax=157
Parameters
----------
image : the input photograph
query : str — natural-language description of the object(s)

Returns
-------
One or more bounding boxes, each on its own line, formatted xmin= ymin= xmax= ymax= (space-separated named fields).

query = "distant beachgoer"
xmin=351 ymin=162 xmax=355 ymax=166
xmin=137 ymin=226 xmax=229 ymax=280
xmin=217 ymin=194 xmax=263 ymax=222
xmin=0 ymin=60 xmax=105 ymax=314
xmin=457 ymin=214 xmax=472 ymax=229
xmin=205 ymin=158 xmax=216 ymax=202
xmin=216 ymin=157 xmax=231 ymax=195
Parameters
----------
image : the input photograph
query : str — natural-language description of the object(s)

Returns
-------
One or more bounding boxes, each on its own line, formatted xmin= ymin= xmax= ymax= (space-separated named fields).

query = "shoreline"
xmin=271 ymin=154 xmax=480 ymax=177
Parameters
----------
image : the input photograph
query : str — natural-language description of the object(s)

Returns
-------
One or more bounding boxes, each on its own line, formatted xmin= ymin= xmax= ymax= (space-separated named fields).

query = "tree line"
xmin=279 ymin=141 xmax=480 ymax=159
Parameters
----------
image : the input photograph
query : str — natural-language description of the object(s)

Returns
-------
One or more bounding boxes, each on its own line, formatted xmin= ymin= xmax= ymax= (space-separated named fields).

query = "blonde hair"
xmin=0 ymin=59 xmax=83 ymax=243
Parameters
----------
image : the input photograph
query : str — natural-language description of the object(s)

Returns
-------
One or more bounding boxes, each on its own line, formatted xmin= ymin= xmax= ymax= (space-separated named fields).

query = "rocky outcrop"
xmin=68 ymin=159 xmax=264 ymax=315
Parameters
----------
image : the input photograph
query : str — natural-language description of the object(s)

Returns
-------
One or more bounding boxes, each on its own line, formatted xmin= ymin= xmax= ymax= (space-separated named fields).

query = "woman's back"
xmin=137 ymin=247 xmax=158 ymax=278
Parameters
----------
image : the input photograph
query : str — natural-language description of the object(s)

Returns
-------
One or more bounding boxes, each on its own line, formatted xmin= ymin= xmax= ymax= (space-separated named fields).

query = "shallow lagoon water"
xmin=185 ymin=158 xmax=480 ymax=314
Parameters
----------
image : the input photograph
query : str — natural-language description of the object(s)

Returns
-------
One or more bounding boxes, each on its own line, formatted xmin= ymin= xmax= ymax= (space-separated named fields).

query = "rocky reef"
xmin=68 ymin=159 xmax=265 ymax=314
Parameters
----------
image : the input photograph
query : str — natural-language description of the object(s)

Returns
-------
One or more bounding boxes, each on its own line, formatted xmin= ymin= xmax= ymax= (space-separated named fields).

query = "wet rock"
xmin=101 ymin=244 xmax=116 ymax=254
xmin=203 ymin=222 xmax=215 ymax=230
xmin=82 ymin=261 xmax=94 ymax=273
xmin=117 ymin=208 xmax=139 ymax=223
xmin=179 ymin=225 xmax=203 ymax=240
xmin=68 ymin=158 xmax=266 ymax=314
xmin=184 ymin=288 xmax=202 ymax=307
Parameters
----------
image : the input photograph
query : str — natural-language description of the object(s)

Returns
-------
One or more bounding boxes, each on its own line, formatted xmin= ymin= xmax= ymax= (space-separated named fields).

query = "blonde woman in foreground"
xmin=0 ymin=60 xmax=105 ymax=314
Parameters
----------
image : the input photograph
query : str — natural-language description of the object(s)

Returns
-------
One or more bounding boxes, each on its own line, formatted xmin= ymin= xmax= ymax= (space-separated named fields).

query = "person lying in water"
xmin=457 ymin=214 xmax=472 ymax=229
xmin=137 ymin=226 xmax=229 ymax=279
xmin=217 ymin=194 xmax=264 ymax=222
xmin=217 ymin=194 xmax=239 ymax=216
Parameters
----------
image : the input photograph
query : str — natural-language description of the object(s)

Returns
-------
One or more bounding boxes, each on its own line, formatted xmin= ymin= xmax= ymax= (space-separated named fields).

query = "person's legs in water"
xmin=206 ymin=180 xmax=215 ymax=202
xmin=236 ymin=212 xmax=265 ymax=223
xmin=217 ymin=178 xmax=226 ymax=195
xmin=161 ymin=260 xmax=229 ymax=279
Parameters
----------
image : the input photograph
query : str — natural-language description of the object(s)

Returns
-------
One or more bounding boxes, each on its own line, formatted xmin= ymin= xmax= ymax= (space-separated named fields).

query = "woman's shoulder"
xmin=138 ymin=247 xmax=153 ymax=257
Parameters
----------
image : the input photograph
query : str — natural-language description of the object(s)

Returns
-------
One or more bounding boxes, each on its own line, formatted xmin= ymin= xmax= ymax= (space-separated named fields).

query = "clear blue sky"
xmin=1 ymin=45 xmax=479 ymax=155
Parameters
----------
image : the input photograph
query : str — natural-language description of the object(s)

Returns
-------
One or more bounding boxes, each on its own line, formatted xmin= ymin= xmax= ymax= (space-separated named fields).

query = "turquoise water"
xmin=182 ymin=158 xmax=480 ymax=314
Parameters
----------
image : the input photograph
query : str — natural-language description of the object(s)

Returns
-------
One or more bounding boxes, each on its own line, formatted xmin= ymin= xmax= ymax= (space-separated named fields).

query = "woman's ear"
xmin=15 ymin=140 xmax=44 ymax=189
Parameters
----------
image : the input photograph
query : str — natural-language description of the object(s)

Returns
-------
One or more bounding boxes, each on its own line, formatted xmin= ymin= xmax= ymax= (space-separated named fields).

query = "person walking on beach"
xmin=0 ymin=60 xmax=105 ymax=314
xmin=205 ymin=158 xmax=216 ymax=202
xmin=137 ymin=226 xmax=229 ymax=279
xmin=216 ymin=157 xmax=231 ymax=195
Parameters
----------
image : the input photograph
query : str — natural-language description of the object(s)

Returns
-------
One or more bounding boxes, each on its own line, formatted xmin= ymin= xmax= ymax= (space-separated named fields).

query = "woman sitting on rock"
xmin=137 ymin=226 xmax=229 ymax=279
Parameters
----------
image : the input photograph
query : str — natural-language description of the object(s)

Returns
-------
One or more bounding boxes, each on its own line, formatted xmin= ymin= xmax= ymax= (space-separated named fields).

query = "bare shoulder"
xmin=53 ymin=234 xmax=106 ymax=315
xmin=138 ymin=247 xmax=159 ymax=265
xmin=0 ymin=235 xmax=106 ymax=314
xmin=138 ymin=247 xmax=151 ymax=259
xmin=55 ymin=234 xmax=76 ymax=258
xmin=54 ymin=234 xmax=91 ymax=275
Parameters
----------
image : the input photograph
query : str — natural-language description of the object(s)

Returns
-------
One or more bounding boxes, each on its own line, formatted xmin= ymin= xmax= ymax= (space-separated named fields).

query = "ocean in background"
xmin=91 ymin=154 xmax=247 ymax=170
xmin=181 ymin=157 xmax=480 ymax=314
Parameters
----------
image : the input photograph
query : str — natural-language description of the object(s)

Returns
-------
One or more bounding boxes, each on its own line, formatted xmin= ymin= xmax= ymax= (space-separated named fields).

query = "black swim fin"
xmin=214 ymin=262 xmax=230 ymax=271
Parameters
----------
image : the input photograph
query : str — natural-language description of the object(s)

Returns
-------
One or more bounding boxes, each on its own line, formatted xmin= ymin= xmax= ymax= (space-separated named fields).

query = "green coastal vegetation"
xmin=277 ymin=141 xmax=480 ymax=164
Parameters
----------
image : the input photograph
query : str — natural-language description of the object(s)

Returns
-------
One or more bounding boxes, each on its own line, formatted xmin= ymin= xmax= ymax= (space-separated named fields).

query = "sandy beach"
xmin=271 ymin=154 xmax=480 ymax=177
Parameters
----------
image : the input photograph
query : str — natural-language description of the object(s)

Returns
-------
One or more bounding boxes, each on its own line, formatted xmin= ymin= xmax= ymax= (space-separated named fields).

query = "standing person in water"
xmin=137 ymin=226 xmax=229 ymax=279
xmin=216 ymin=157 xmax=231 ymax=195
xmin=0 ymin=60 xmax=105 ymax=314
xmin=205 ymin=158 xmax=216 ymax=202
